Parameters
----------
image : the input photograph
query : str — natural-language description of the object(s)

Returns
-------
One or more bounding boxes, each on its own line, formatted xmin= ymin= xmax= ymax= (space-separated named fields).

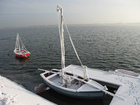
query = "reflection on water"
xmin=15 ymin=56 xmax=30 ymax=62
xmin=15 ymin=56 xmax=30 ymax=69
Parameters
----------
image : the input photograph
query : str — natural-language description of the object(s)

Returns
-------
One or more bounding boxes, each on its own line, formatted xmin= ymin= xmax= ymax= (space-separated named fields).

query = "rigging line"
xmin=19 ymin=36 xmax=27 ymax=51
xmin=63 ymin=16 xmax=89 ymax=80
xmin=58 ymin=13 xmax=94 ymax=66
xmin=76 ymin=48 xmax=94 ymax=57
xmin=63 ymin=17 xmax=83 ymax=66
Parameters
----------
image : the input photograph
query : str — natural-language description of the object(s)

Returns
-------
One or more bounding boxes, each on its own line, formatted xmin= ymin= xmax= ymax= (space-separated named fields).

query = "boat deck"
xmin=48 ymin=74 xmax=82 ymax=90
xmin=64 ymin=65 xmax=140 ymax=105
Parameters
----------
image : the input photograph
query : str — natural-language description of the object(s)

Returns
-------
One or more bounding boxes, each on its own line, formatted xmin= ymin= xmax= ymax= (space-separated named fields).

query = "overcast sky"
xmin=0 ymin=0 xmax=140 ymax=28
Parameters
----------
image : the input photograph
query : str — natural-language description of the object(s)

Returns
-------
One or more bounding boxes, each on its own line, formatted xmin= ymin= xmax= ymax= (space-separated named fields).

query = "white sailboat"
xmin=39 ymin=5 xmax=123 ymax=99
xmin=14 ymin=33 xmax=30 ymax=58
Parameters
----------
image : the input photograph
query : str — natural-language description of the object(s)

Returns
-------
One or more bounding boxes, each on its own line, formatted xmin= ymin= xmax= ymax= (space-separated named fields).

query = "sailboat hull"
xmin=14 ymin=49 xmax=30 ymax=58
xmin=40 ymin=72 xmax=104 ymax=99
xmin=44 ymin=80 xmax=104 ymax=98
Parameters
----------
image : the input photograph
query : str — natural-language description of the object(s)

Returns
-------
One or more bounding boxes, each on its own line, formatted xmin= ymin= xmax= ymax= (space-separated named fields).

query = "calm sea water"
xmin=0 ymin=24 xmax=140 ymax=105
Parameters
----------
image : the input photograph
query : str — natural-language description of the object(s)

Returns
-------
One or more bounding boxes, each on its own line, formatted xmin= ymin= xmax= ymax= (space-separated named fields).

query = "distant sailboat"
xmin=14 ymin=33 xmax=30 ymax=58
xmin=39 ymin=5 xmax=110 ymax=99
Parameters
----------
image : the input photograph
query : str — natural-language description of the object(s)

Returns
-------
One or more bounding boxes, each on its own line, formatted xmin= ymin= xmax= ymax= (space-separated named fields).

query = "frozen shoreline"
xmin=0 ymin=75 xmax=55 ymax=105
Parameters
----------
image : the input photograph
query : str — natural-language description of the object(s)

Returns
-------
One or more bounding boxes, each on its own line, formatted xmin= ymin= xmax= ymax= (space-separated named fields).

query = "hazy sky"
xmin=0 ymin=0 xmax=140 ymax=28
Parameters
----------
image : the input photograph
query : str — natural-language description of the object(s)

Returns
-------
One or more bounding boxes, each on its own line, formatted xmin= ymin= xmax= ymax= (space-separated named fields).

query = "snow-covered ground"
xmin=0 ymin=75 xmax=55 ymax=105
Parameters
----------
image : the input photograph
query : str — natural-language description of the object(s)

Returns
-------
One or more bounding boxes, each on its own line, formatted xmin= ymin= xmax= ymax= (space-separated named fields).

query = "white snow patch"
xmin=0 ymin=75 xmax=55 ymax=105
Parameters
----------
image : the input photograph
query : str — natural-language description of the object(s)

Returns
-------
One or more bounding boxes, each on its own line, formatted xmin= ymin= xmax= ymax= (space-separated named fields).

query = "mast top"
xmin=57 ymin=5 xmax=63 ymax=13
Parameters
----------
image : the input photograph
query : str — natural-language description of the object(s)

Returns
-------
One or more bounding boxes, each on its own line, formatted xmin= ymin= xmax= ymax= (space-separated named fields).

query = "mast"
xmin=57 ymin=5 xmax=65 ymax=83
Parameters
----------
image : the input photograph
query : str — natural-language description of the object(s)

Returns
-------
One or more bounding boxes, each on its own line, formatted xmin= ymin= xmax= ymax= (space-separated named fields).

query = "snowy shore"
xmin=0 ymin=75 xmax=55 ymax=105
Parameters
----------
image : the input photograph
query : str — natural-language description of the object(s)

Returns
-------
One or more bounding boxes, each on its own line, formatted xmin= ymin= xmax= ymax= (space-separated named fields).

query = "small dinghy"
xmin=38 ymin=5 xmax=124 ymax=99
xmin=14 ymin=33 xmax=30 ymax=58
